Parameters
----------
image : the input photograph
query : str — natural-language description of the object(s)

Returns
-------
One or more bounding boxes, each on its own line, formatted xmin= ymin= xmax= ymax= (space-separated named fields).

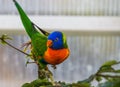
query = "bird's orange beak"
xmin=47 ymin=40 xmax=53 ymax=47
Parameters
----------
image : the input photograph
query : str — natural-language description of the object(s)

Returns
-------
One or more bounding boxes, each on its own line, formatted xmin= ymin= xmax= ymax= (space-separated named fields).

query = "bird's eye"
xmin=54 ymin=38 xmax=59 ymax=42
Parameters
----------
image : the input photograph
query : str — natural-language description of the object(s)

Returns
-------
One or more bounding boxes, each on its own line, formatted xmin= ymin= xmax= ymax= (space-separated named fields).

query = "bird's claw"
xmin=21 ymin=41 xmax=32 ymax=52
xmin=51 ymin=65 xmax=57 ymax=69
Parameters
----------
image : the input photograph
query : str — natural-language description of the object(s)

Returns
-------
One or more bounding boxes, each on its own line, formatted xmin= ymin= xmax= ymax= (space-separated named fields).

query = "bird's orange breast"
xmin=44 ymin=48 xmax=69 ymax=65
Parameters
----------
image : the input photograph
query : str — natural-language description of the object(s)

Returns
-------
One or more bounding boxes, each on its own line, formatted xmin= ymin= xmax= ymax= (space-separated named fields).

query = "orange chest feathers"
xmin=44 ymin=48 xmax=70 ymax=65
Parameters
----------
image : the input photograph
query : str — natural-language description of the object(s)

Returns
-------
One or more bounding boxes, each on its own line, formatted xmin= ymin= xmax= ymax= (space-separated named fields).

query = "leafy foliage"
xmin=0 ymin=34 xmax=12 ymax=44
xmin=97 ymin=79 xmax=120 ymax=87
xmin=22 ymin=79 xmax=52 ymax=87
xmin=22 ymin=80 xmax=91 ymax=87
xmin=21 ymin=59 xmax=120 ymax=87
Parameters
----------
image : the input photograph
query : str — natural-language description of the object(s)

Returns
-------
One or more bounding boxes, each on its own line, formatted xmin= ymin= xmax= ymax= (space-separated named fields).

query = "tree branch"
xmin=96 ymin=73 xmax=120 ymax=78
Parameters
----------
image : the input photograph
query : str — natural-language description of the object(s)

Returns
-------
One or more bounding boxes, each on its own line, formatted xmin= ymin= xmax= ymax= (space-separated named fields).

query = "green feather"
xmin=13 ymin=0 xmax=47 ymax=60
xmin=13 ymin=0 xmax=38 ymax=38
xmin=62 ymin=33 xmax=68 ymax=48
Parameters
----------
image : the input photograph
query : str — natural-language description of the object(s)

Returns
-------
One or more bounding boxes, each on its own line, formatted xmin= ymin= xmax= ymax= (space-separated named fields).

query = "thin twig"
xmin=113 ymin=61 xmax=120 ymax=65
xmin=0 ymin=38 xmax=31 ymax=56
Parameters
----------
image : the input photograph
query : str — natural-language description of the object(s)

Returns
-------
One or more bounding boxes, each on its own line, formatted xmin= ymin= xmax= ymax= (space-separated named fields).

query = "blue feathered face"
xmin=47 ymin=31 xmax=64 ymax=49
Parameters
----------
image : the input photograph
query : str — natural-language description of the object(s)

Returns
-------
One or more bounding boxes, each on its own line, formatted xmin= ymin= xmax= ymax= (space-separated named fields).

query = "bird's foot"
xmin=51 ymin=65 xmax=57 ymax=69
xmin=21 ymin=40 xmax=31 ymax=52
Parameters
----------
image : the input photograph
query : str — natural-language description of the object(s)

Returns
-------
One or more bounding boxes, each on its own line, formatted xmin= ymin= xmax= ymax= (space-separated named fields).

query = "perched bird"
xmin=13 ymin=0 xmax=69 ymax=67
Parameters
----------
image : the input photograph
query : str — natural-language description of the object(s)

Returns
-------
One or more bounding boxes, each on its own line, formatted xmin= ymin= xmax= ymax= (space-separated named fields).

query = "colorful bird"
xmin=13 ymin=0 xmax=70 ymax=67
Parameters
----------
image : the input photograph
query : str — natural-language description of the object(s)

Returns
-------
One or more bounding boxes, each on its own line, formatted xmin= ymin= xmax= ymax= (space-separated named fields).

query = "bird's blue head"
xmin=47 ymin=31 xmax=67 ymax=50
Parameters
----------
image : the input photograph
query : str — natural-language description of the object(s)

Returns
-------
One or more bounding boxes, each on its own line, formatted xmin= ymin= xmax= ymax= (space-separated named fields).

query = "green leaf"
xmin=22 ymin=83 xmax=33 ymax=87
xmin=30 ymin=79 xmax=52 ymax=86
xmin=0 ymin=34 xmax=12 ymax=44
xmin=102 ymin=60 xmax=117 ymax=67
xmin=99 ymin=60 xmax=119 ymax=73
xmin=113 ymin=81 xmax=120 ymax=87
xmin=100 ymin=66 xmax=114 ymax=73
xmin=1 ymin=34 xmax=12 ymax=40
xmin=22 ymin=79 xmax=53 ymax=87
xmin=97 ymin=81 xmax=114 ymax=87
xmin=97 ymin=79 xmax=120 ymax=87
xmin=72 ymin=82 xmax=91 ymax=87
xmin=114 ymin=70 xmax=120 ymax=73
xmin=96 ymin=76 xmax=102 ymax=82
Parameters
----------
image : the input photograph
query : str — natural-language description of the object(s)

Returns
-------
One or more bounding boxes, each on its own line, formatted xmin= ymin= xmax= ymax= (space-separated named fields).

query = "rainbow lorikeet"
xmin=13 ymin=0 xmax=70 ymax=67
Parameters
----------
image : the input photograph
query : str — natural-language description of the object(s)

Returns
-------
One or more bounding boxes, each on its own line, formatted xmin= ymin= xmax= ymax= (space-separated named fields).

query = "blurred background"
xmin=0 ymin=0 xmax=120 ymax=87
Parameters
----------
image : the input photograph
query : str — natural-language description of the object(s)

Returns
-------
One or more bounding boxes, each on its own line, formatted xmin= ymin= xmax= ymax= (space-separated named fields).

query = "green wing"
xmin=13 ymin=0 xmax=47 ymax=57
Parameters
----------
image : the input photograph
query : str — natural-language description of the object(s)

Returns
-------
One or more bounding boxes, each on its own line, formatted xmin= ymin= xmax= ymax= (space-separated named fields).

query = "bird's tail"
xmin=13 ymin=0 xmax=38 ymax=38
